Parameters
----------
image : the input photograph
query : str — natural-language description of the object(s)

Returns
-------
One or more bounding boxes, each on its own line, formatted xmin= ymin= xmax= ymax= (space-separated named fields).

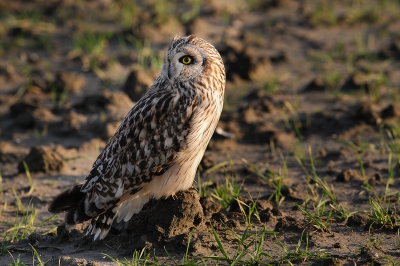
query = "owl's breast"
xmin=151 ymin=89 xmax=223 ymax=197
xmin=185 ymin=89 xmax=223 ymax=150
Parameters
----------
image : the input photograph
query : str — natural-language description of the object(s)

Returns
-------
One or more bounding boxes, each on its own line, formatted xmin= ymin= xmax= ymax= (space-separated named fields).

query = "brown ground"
xmin=0 ymin=0 xmax=400 ymax=265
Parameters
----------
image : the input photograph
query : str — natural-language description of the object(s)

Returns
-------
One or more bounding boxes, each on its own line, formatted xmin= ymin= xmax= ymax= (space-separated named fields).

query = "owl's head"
xmin=161 ymin=35 xmax=224 ymax=84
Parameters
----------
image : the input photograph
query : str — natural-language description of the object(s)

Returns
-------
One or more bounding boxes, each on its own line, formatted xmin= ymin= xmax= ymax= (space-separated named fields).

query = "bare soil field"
xmin=0 ymin=0 xmax=400 ymax=265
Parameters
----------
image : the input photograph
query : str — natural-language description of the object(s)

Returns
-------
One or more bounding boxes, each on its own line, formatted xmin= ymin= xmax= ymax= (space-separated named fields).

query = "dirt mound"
xmin=18 ymin=146 xmax=66 ymax=173
xmin=336 ymin=168 xmax=362 ymax=182
xmin=9 ymin=96 xmax=40 ymax=117
xmin=275 ymin=216 xmax=307 ymax=231
xmin=112 ymin=189 xmax=207 ymax=250
xmin=122 ymin=66 xmax=159 ymax=102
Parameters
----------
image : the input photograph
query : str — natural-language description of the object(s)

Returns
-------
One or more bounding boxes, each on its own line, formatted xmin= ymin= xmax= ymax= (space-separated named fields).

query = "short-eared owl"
xmin=49 ymin=35 xmax=226 ymax=240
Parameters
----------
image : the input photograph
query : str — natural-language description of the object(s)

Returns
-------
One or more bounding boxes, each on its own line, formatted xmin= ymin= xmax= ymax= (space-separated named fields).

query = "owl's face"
xmin=161 ymin=35 xmax=210 ymax=83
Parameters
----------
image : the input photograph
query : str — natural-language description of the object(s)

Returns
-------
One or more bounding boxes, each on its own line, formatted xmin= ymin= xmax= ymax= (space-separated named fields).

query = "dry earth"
xmin=0 ymin=0 xmax=400 ymax=265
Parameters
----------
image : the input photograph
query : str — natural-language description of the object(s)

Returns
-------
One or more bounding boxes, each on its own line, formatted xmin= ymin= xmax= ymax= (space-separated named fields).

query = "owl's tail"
xmin=48 ymin=184 xmax=118 ymax=240
xmin=48 ymin=184 xmax=92 ymax=224
xmin=48 ymin=185 xmax=83 ymax=214
xmin=85 ymin=207 xmax=119 ymax=240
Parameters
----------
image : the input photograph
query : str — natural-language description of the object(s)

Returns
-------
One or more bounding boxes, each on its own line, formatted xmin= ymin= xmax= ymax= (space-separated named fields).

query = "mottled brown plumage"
xmin=49 ymin=35 xmax=226 ymax=240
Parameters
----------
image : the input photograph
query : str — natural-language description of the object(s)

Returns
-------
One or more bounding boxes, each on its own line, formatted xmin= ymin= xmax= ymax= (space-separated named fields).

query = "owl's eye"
xmin=179 ymin=56 xmax=193 ymax=65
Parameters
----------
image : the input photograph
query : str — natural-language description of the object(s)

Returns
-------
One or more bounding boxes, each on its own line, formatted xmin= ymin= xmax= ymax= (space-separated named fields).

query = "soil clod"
xmin=18 ymin=146 xmax=66 ymax=173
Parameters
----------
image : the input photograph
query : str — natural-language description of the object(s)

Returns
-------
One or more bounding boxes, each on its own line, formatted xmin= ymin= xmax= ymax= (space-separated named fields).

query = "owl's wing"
xmin=49 ymin=83 xmax=199 ymax=225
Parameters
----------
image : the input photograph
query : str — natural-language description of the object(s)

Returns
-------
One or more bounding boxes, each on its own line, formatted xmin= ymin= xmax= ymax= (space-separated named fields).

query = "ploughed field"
xmin=0 ymin=0 xmax=399 ymax=265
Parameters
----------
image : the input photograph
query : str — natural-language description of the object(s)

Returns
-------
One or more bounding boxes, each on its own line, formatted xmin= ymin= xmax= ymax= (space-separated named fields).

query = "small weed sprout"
xmin=395 ymin=229 xmax=400 ymax=249
xmin=126 ymin=36 xmax=163 ymax=70
xmin=28 ymin=125 xmax=48 ymax=142
xmin=212 ymin=176 xmax=241 ymax=209
xmin=309 ymin=1 xmax=337 ymax=26
xmin=202 ymin=159 xmax=242 ymax=209
xmin=275 ymin=230 xmax=330 ymax=264
xmin=50 ymin=84 xmax=68 ymax=109
xmin=284 ymin=101 xmax=302 ymax=141
xmin=296 ymin=147 xmax=356 ymax=223
xmin=368 ymin=199 xmax=399 ymax=228
xmin=261 ymin=77 xmax=279 ymax=94
xmin=2 ymin=200 xmax=57 ymax=254
xmin=337 ymin=139 xmax=369 ymax=181
xmin=22 ymin=161 xmax=36 ymax=196
xmin=11 ymin=188 xmax=24 ymax=214
xmin=235 ymin=196 xmax=261 ymax=226
xmin=69 ymin=29 xmax=112 ymax=76
xmin=103 ymin=247 xmax=153 ymax=266
xmin=207 ymin=225 xmax=277 ymax=265
xmin=243 ymin=158 xmax=286 ymax=206
xmin=180 ymin=0 xmax=203 ymax=23
xmin=8 ymin=253 xmax=25 ymax=266
xmin=29 ymin=243 xmax=47 ymax=266
xmin=114 ymin=0 xmax=138 ymax=30
xmin=295 ymin=203 xmax=330 ymax=232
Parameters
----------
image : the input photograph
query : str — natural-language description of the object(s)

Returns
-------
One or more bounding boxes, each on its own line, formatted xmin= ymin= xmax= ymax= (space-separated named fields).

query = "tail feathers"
xmin=86 ymin=206 xmax=118 ymax=240
xmin=49 ymin=184 xmax=94 ymax=225
xmin=64 ymin=199 xmax=93 ymax=225
xmin=48 ymin=185 xmax=86 ymax=213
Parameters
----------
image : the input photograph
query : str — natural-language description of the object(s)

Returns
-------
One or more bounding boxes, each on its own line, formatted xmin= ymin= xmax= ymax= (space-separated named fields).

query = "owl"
xmin=48 ymin=35 xmax=226 ymax=240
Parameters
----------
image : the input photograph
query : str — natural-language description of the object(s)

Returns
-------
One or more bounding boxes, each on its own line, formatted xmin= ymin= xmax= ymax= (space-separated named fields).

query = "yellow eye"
xmin=180 ymin=56 xmax=193 ymax=65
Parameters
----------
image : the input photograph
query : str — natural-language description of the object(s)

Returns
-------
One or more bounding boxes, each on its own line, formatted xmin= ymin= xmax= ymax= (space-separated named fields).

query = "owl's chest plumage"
xmin=155 ymin=87 xmax=223 ymax=195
